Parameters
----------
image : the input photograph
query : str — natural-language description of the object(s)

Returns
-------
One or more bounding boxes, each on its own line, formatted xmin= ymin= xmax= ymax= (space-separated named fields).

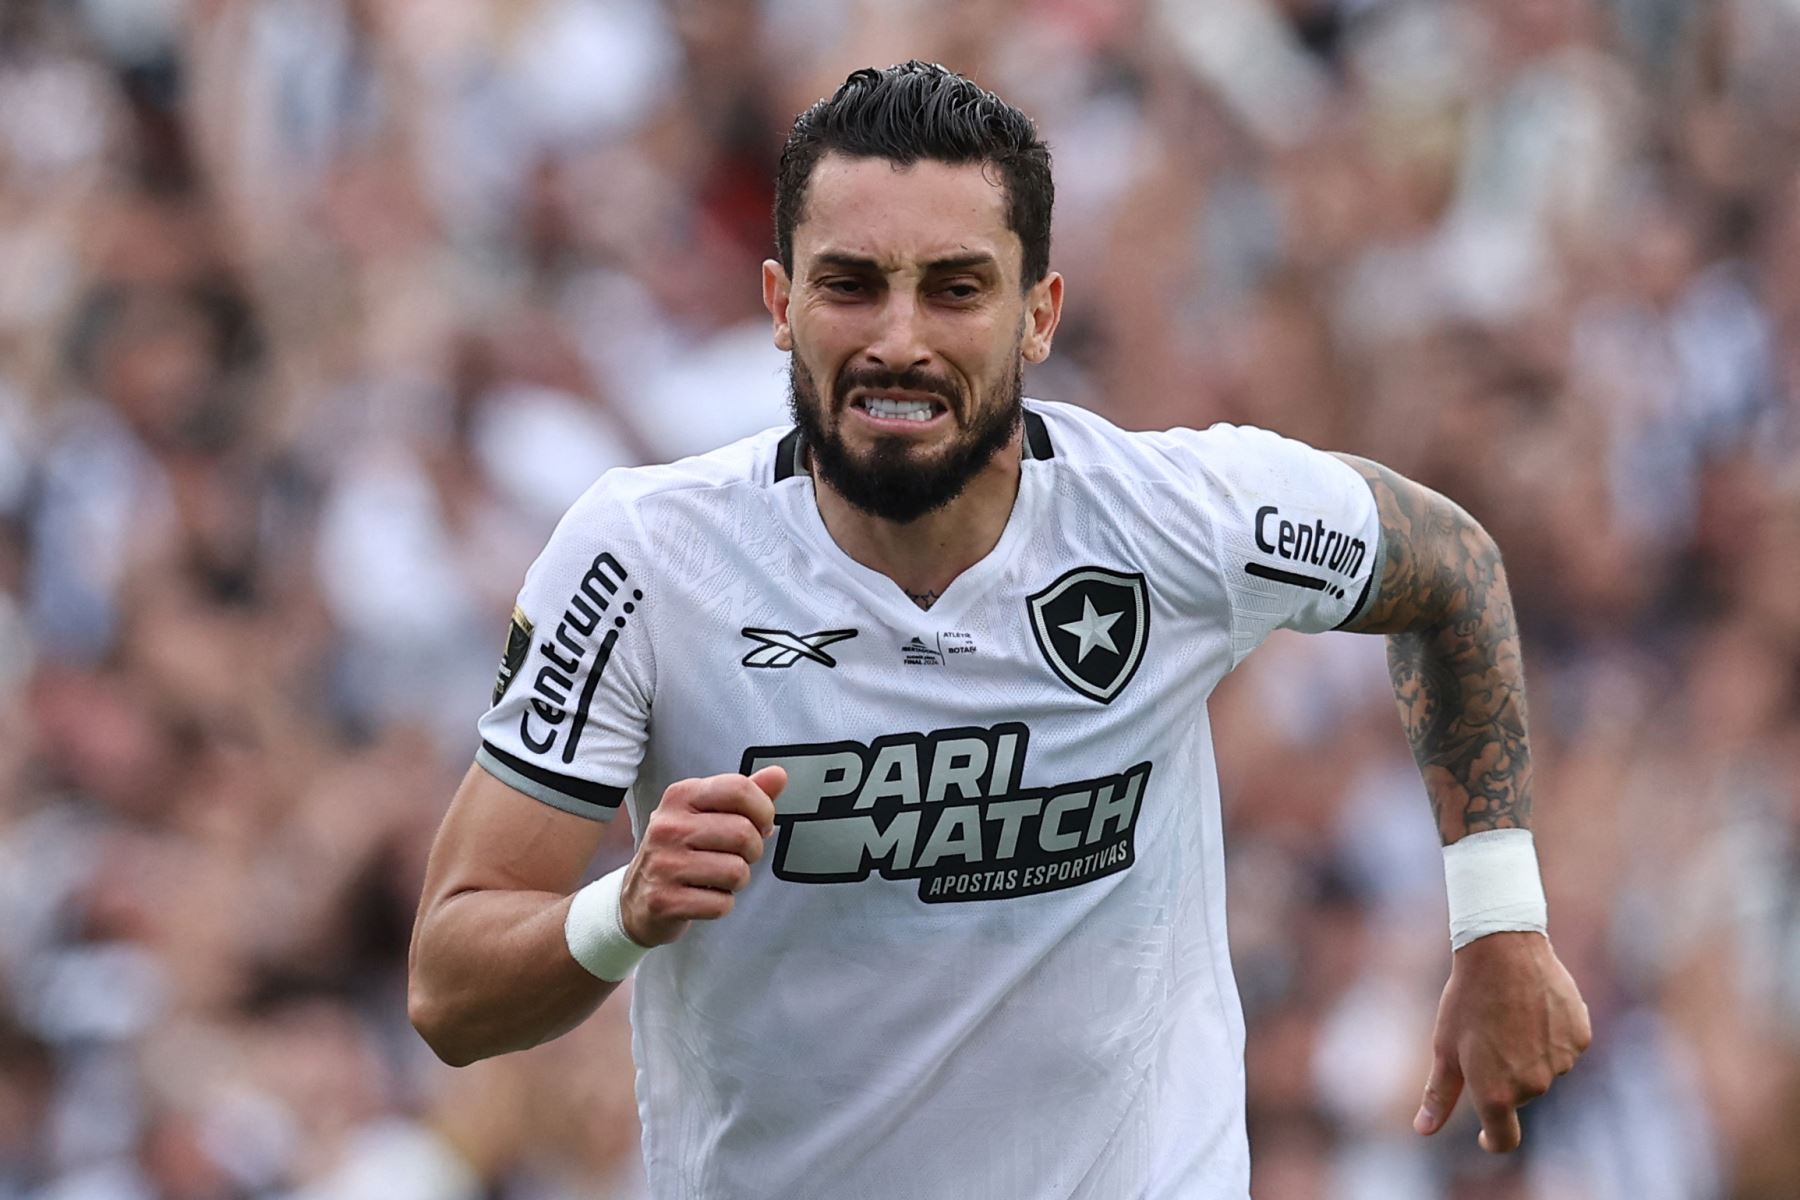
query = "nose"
xmin=860 ymin=292 xmax=932 ymax=374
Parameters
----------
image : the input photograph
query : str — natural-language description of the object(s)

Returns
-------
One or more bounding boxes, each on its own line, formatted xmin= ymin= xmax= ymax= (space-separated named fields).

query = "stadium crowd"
xmin=1 ymin=0 xmax=1797 ymax=1196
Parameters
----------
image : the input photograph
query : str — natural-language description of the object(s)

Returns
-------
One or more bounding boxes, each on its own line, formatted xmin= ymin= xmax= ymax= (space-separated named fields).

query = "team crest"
xmin=492 ymin=605 xmax=535 ymax=704
xmin=1027 ymin=566 xmax=1149 ymax=704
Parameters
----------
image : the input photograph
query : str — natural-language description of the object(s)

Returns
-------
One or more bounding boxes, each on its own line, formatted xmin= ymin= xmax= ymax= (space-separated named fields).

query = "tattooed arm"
xmin=1331 ymin=453 xmax=1590 ymax=1154
xmin=1330 ymin=454 xmax=1531 ymax=843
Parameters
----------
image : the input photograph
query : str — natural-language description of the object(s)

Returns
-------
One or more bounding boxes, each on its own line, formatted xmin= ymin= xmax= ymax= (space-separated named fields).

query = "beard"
xmin=787 ymin=354 xmax=1023 ymax=525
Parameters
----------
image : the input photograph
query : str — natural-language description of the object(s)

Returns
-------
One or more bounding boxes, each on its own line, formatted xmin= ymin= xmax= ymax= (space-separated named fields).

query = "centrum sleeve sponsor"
xmin=741 ymin=725 xmax=1153 ymax=903
xmin=519 ymin=552 xmax=637 ymax=765
xmin=1252 ymin=505 xmax=1367 ymax=578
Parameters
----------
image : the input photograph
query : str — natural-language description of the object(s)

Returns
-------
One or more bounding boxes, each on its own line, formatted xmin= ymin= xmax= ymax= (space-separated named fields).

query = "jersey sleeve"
xmin=474 ymin=474 xmax=654 ymax=821
xmin=1147 ymin=423 xmax=1384 ymax=667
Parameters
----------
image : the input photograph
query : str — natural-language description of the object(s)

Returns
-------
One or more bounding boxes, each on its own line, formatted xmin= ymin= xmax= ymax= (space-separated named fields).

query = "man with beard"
xmin=409 ymin=62 xmax=1590 ymax=1199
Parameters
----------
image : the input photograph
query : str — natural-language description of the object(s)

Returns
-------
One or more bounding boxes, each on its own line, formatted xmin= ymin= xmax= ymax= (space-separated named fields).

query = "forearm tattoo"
xmin=1333 ymin=455 xmax=1533 ymax=843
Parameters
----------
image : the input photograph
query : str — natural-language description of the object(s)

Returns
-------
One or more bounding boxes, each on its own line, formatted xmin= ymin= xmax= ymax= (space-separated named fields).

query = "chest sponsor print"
xmin=742 ymin=724 xmax=1151 ymax=903
xmin=1026 ymin=566 xmax=1150 ymax=704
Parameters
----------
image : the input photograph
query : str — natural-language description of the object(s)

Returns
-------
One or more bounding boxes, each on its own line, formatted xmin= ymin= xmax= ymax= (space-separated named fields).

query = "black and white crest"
xmin=1027 ymin=566 xmax=1149 ymax=704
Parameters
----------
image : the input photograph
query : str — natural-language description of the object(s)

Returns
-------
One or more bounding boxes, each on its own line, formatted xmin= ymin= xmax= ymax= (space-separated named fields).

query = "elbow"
xmin=407 ymin=900 xmax=486 ymax=1067
xmin=407 ymin=984 xmax=482 ymax=1068
xmin=1466 ymin=514 xmax=1503 ymax=564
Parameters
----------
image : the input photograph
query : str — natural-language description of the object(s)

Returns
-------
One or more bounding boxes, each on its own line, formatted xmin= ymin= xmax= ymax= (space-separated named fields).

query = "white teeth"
xmin=862 ymin=397 xmax=936 ymax=421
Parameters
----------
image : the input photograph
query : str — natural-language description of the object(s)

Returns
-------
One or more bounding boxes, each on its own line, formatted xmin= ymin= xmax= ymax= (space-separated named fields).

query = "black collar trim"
xmin=1023 ymin=408 xmax=1055 ymax=461
xmin=773 ymin=427 xmax=804 ymax=482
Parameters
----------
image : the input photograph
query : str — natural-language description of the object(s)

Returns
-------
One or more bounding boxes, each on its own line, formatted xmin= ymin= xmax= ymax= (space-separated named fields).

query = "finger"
xmin=684 ymin=815 xmax=767 ymax=864
xmin=1415 ymin=1052 xmax=1464 ymax=1136
xmin=748 ymin=765 xmax=786 ymax=834
xmin=688 ymin=775 xmax=778 ymax=834
xmin=749 ymin=764 xmax=787 ymax=801
xmin=1476 ymin=1099 xmax=1523 ymax=1154
xmin=674 ymin=850 xmax=754 ymax=894
xmin=654 ymin=886 xmax=734 ymax=923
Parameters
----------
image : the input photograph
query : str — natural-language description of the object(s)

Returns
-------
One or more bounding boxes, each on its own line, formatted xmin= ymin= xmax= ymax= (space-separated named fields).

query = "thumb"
xmin=748 ymin=764 xmax=788 ymax=802
xmin=1414 ymin=1050 xmax=1465 ymax=1136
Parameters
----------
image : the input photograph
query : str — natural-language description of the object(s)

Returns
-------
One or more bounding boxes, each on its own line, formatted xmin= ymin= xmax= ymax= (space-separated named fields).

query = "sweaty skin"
xmin=1334 ymin=452 xmax=1592 ymax=1153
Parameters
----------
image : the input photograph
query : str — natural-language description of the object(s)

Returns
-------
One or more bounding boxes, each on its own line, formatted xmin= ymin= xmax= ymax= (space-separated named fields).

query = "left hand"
xmin=1413 ymin=931 xmax=1592 ymax=1152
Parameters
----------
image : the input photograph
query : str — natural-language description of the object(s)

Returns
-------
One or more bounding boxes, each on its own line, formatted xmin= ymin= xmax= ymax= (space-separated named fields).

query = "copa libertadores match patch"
xmin=492 ymin=605 xmax=535 ymax=705
xmin=1027 ymin=566 xmax=1150 ymax=704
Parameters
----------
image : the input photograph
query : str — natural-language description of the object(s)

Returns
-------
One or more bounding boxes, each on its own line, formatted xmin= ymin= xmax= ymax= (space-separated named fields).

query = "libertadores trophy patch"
xmin=1027 ymin=566 xmax=1149 ymax=704
xmin=492 ymin=605 xmax=535 ymax=704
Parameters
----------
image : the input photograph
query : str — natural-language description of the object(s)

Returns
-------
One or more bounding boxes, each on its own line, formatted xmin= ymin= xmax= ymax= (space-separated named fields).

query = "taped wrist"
xmin=565 ymin=866 xmax=651 ymax=981
xmin=1443 ymin=829 xmax=1547 ymax=951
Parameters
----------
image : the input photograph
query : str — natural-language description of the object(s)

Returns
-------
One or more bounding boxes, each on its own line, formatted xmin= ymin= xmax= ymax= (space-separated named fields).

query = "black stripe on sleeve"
xmin=1245 ymin=561 xmax=1329 ymax=591
xmin=562 ymin=627 xmax=620 ymax=765
xmin=1023 ymin=409 xmax=1055 ymax=460
xmin=774 ymin=428 xmax=804 ymax=481
xmin=479 ymin=739 xmax=626 ymax=811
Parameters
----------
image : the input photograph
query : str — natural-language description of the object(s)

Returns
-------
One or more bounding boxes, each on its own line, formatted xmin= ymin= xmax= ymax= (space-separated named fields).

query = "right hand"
xmin=620 ymin=766 xmax=786 ymax=946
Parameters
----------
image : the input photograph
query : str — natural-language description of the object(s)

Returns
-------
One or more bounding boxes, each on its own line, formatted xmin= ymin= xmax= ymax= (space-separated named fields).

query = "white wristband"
xmin=1443 ymin=829 xmax=1547 ymax=951
xmin=565 ymin=866 xmax=651 ymax=982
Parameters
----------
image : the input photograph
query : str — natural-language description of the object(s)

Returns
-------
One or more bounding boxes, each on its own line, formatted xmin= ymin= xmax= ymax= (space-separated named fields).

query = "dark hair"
xmin=774 ymin=61 xmax=1054 ymax=287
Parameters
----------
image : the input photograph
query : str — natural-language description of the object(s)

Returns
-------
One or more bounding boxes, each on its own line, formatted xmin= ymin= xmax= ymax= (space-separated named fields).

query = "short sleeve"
xmin=475 ymin=474 xmax=654 ymax=821
xmin=1145 ymin=423 xmax=1384 ymax=667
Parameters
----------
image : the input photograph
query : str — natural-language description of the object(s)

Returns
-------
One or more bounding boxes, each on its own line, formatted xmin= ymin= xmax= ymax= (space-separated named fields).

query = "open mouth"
xmin=849 ymin=391 xmax=951 ymax=426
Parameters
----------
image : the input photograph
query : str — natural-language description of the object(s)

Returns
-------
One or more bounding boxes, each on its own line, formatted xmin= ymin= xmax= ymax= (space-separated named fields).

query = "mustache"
xmin=833 ymin=366 xmax=961 ymax=412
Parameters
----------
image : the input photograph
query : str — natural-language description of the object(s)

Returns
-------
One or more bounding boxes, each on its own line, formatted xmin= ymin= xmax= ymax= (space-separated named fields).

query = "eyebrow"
xmin=810 ymin=251 xmax=1000 ymax=275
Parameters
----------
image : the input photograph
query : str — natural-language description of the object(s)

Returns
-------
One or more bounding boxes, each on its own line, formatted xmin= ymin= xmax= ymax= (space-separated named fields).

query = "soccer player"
xmin=408 ymin=62 xmax=1591 ymax=1198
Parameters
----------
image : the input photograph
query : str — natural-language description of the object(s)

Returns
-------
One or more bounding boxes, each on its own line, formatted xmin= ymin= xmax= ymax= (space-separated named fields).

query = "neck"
xmin=811 ymin=429 xmax=1024 ymax=609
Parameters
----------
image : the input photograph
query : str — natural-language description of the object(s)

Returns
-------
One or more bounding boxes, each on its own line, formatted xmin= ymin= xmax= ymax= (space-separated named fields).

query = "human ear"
xmin=1021 ymin=272 xmax=1063 ymax=364
xmin=763 ymin=260 xmax=795 ymax=351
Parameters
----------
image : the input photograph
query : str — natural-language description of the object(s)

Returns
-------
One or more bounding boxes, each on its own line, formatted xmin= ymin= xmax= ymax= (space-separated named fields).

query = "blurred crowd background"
xmin=1 ymin=0 xmax=1797 ymax=1197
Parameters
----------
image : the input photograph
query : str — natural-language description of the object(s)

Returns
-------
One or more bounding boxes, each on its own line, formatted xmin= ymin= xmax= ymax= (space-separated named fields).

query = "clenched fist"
xmin=620 ymin=766 xmax=786 ymax=946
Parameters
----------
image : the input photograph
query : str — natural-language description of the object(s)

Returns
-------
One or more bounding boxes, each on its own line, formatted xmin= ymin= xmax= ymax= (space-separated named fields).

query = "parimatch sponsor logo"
xmin=741 ymin=724 xmax=1151 ymax=904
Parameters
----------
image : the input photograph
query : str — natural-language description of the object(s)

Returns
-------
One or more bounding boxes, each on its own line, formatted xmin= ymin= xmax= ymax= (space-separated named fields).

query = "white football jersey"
xmin=475 ymin=400 xmax=1383 ymax=1200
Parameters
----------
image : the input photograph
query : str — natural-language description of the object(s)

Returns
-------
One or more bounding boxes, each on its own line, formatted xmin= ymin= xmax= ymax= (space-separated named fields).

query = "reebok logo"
xmin=741 ymin=627 xmax=858 ymax=669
